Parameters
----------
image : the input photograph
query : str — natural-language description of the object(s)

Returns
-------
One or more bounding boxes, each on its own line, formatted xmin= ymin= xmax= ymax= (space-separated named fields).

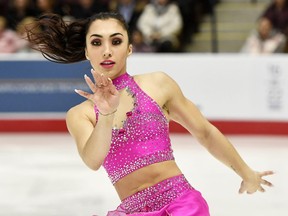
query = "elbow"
xmin=194 ymin=122 xmax=216 ymax=149
xmin=80 ymin=152 xmax=103 ymax=171
xmin=83 ymin=158 xmax=102 ymax=171
xmin=87 ymin=163 xmax=101 ymax=171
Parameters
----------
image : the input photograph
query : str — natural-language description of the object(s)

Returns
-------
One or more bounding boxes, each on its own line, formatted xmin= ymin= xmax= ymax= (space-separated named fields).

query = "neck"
xmin=112 ymin=72 xmax=131 ymax=90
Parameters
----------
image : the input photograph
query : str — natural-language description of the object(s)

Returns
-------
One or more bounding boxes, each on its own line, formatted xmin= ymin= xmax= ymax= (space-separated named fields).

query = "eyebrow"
xmin=90 ymin=33 xmax=124 ymax=38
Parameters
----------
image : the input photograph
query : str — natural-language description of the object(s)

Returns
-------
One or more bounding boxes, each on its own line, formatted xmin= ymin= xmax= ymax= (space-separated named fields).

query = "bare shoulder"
xmin=133 ymin=71 xmax=181 ymax=109
xmin=66 ymin=100 xmax=96 ymax=127
xmin=134 ymin=71 xmax=170 ymax=80
xmin=67 ymin=100 xmax=89 ymax=116
xmin=134 ymin=71 xmax=175 ymax=88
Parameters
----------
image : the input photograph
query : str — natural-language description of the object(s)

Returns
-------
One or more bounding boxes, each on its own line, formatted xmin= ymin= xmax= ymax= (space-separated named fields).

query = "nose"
xmin=103 ymin=52 xmax=112 ymax=58
xmin=103 ymin=43 xmax=112 ymax=58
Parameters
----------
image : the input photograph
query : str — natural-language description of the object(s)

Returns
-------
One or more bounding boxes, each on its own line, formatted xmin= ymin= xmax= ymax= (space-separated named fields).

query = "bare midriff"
xmin=114 ymin=160 xmax=182 ymax=201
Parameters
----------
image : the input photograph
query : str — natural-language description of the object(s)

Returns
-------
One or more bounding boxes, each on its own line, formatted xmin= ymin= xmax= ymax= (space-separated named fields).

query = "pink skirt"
xmin=106 ymin=175 xmax=210 ymax=216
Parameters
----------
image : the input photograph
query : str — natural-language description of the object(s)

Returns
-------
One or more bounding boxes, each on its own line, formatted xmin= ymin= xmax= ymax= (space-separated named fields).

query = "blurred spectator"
xmin=35 ymin=0 xmax=63 ymax=16
xmin=177 ymin=0 xmax=196 ymax=47
xmin=109 ymin=0 xmax=148 ymax=32
xmin=0 ymin=16 xmax=26 ymax=53
xmin=5 ymin=0 xmax=37 ymax=30
xmin=131 ymin=28 xmax=154 ymax=52
xmin=71 ymin=0 xmax=109 ymax=19
xmin=177 ymin=0 xmax=217 ymax=50
xmin=137 ymin=0 xmax=183 ymax=52
xmin=241 ymin=17 xmax=286 ymax=54
xmin=261 ymin=0 xmax=288 ymax=36
xmin=15 ymin=16 xmax=39 ymax=52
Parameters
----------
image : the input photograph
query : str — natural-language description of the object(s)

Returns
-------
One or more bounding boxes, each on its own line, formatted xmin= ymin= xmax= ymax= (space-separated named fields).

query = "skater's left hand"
xmin=239 ymin=170 xmax=274 ymax=194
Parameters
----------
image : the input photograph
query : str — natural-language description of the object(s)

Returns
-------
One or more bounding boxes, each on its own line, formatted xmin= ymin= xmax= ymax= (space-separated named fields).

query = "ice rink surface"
xmin=0 ymin=133 xmax=287 ymax=216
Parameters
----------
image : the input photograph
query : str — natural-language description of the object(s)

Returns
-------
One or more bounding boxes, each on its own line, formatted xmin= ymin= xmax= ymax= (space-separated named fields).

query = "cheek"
xmin=118 ymin=51 xmax=130 ymax=62
xmin=86 ymin=47 xmax=101 ymax=61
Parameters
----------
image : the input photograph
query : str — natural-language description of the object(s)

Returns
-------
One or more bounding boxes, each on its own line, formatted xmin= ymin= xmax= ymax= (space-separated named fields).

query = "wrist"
xmin=240 ymin=167 xmax=255 ymax=181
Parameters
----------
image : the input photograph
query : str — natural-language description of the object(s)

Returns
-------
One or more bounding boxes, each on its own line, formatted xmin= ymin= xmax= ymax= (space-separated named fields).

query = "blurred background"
xmin=0 ymin=0 xmax=287 ymax=216
xmin=2 ymin=0 xmax=288 ymax=54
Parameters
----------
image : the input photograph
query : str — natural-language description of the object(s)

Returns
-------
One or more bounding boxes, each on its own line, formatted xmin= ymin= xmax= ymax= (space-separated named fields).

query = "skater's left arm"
xmin=163 ymin=74 xmax=274 ymax=194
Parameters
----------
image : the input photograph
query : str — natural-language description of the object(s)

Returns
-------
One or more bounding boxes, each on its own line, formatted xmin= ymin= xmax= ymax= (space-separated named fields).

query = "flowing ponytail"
xmin=27 ymin=14 xmax=88 ymax=63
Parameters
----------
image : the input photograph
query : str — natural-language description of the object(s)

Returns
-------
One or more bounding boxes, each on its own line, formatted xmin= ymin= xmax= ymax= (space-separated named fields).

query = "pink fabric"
xmin=94 ymin=73 xmax=174 ymax=184
xmin=105 ymin=175 xmax=210 ymax=216
xmin=107 ymin=189 xmax=210 ymax=216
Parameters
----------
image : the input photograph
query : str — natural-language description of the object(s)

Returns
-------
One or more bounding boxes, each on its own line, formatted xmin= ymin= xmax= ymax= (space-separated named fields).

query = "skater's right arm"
xmin=66 ymin=101 xmax=115 ymax=171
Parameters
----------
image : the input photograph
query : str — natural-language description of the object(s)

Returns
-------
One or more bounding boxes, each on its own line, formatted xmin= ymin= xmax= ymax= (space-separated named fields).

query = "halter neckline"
xmin=112 ymin=72 xmax=131 ymax=90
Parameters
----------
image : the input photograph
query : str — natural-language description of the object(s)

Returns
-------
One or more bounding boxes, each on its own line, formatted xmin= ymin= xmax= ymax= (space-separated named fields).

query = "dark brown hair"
xmin=26 ymin=12 xmax=131 ymax=63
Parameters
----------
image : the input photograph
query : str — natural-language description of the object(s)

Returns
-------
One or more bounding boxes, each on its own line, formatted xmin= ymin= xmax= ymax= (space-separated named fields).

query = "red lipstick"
xmin=100 ymin=60 xmax=115 ymax=69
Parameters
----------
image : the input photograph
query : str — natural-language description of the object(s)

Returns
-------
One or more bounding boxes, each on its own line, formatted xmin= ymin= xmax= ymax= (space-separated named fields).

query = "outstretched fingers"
xmin=258 ymin=186 xmax=265 ymax=193
xmin=238 ymin=181 xmax=245 ymax=194
xmin=84 ymin=74 xmax=97 ymax=92
xmin=260 ymin=170 xmax=274 ymax=178
xmin=238 ymin=170 xmax=274 ymax=195
xmin=260 ymin=171 xmax=274 ymax=189
xmin=107 ymin=78 xmax=118 ymax=95
xmin=257 ymin=172 xmax=274 ymax=193
xmin=82 ymin=69 xmax=112 ymax=93
xmin=74 ymin=88 xmax=92 ymax=100
xmin=91 ymin=69 xmax=108 ymax=88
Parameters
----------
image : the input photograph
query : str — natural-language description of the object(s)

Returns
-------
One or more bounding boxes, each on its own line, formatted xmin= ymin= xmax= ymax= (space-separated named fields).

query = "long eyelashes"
xmin=91 ymin=40 xmax=101 ymax=46
xmin=90 ymin=38 xmax=123 ymax=46
xmin=112 ymin=39 xmax=122 ymax=45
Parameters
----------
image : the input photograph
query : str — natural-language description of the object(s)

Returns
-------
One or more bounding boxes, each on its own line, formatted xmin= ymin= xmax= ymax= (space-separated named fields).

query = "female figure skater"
xmin=27 ymin=12 xmax=273 ymax=215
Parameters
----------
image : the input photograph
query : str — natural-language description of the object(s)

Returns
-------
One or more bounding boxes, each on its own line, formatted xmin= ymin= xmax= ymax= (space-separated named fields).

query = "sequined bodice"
xmin=94 ymin=73 xmax=174 ymax=184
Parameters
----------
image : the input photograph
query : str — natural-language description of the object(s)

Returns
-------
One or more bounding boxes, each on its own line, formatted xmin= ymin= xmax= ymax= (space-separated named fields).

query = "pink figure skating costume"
xmin=94 ymin=73 xmax=210 ymax=216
